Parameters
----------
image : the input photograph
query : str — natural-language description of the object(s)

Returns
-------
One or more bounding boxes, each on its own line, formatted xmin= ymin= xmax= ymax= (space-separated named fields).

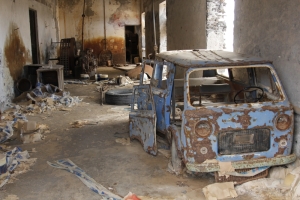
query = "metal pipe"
xmin=82 ymin=0 xmax=86 ymax=50
xmin=103 ymin=0 xmax=107 ymax=50
xmin=152 ymin=0 xmax=157 ymax=54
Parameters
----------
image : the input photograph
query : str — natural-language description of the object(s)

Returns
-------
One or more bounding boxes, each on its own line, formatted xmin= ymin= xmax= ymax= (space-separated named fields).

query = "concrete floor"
xmin=0 ymin=68 xmax=253 ymax=200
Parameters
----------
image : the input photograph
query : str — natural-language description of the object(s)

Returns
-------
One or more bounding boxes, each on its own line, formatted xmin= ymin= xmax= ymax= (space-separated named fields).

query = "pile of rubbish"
xmin=0 ymin=147 xmax=36 ymax=188
xmin=0 ymin=84 xmax=81 ymax=144
xmin=13 ymin=84 xmax=82 ymax=112
xmin=202 ymin=160 xmax=300 ymax=200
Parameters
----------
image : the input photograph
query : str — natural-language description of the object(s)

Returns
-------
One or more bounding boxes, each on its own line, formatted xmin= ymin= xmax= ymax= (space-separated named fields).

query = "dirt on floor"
xmin=0 ymin=83 xmax=253 ymax=200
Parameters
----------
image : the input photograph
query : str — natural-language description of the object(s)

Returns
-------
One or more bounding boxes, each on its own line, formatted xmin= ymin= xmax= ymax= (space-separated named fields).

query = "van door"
xmin=129 ymin=84 xmax=157 ymax=155
xmin=150 ymin=62 xmax=175 ymax=134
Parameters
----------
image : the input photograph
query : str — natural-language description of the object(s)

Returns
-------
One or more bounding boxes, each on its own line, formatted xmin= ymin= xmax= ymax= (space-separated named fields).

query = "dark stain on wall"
xmin=58 ymin=0 xmax=81 ymax=10
xmin=4 ymin=24 xmax=30 ymax=81
xmin=34 ymin=0 xmax=53 ymax=8
xmin=84 ymin=36 xmax=125 ymax=63
xmin=109 ymin=0 xmax=138 ymax=27
xmin=85 ymin=0 xmax=95 ymax=17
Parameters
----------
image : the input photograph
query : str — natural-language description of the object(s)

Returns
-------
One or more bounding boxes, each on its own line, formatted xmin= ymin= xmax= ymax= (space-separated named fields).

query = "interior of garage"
xmin=0 ymin=0 xmax=300 ymax=199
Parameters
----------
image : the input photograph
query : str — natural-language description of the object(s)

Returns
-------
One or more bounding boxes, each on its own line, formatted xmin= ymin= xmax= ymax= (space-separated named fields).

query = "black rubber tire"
xmin=105 ymin=88 xmax=133 ymax=105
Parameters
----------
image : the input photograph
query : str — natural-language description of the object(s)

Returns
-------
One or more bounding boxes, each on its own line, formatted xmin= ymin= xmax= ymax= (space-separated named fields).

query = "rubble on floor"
xmin=70 ymin=119 xmax=99 ymax=128
xmin=203 ymin=182 xmax=238 ymax=200
xmin=0 ymin=147 xmax=36 ymax=188
xmin=48 ymin=159 xmax=122 ymax=200
xmin=115 ymin=138 xmax=131 ymax=146
xmin=234 ymin=159 xmax=300 ymax=200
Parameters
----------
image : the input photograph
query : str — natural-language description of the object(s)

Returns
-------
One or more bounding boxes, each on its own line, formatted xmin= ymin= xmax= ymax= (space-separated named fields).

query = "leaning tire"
xmin=105 ymin=88 xmax=133 ymax=105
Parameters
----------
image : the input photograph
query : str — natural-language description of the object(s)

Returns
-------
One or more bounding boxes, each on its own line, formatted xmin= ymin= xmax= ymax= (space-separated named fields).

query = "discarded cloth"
xmin=47 ymin=159 xmax=122 ymax=200
xmin=0 ymin=147 xmax=36 ymax=188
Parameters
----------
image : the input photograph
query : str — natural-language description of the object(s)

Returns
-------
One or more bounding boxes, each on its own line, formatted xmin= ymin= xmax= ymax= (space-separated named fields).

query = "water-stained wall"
xmin=0 ymin=0 xmax=58 ymax=109
xmin=58 ymin=0 xmax=140 ymax=64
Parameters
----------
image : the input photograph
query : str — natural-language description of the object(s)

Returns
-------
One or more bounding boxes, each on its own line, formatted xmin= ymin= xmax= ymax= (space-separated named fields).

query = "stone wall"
xmin=234 ymin=0 xmax=300 ymax=156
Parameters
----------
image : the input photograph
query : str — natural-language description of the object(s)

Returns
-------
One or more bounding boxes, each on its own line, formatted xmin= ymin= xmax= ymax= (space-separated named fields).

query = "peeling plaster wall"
xmin=234 ymin=0 xmax=300 ymax=156
xmin=58 ymin=0 xmax=140 ymax=64
xmin=0 ymin=0 xmax=58 ymax=109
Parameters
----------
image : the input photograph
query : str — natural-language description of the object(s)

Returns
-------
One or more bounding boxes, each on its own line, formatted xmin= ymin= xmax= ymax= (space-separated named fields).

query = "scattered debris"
xmin=64 ymin=80 xmax=89 ymax=85
xmin=126 ymin=65 xmax=153 ymax=79
xmin=115 ymin=138 xmax=131 ymax=146
xmin=21 ymin=130 xmax=45 ymax=144
xmin=3 ymin=194 xmax=19 ymax=200
xmin=158 ymin=149 xmax=171 ymax=159
xmin=235 ymin=159 xmax=300 ymax=199
xmin=123 ymin=192 xmax=141 ymax=200
xmin=203 ymin=182 xmax=238 ymax=200
xmin=47 ymin=159 xmax=122 ymax=200
xmin=176 ymin=181 xmax=189 ymax=187
xmin=70 ymin=120 xmax=99 ymax=128
xmin=59 ymin=108 xmax=72 ymax=111
xmin=0 ymin=147 xmax=36 ymax=188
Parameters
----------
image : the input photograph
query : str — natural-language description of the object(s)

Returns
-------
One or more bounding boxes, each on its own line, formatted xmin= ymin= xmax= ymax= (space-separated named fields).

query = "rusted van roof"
xmin=156 ymin=50 xmax=272 ymax=68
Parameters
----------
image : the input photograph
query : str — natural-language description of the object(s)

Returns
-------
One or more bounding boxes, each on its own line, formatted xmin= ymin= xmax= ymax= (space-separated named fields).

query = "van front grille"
xmin=218 ymin=129 xmax=270 ymax=155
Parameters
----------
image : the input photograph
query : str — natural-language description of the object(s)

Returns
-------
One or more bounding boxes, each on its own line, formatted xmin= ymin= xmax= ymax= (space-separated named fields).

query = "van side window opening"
xmin=188 ymin=66 xmax=283 ymax=107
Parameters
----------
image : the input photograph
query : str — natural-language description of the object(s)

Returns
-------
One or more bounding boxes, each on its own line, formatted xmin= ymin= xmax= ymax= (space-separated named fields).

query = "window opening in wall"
xmin=141 ymin=12 xmax=146 ymax=58
xmin=29 ymin=9 xmax=40 ymax=64
xmin=125 ymin=26 xmax=139 ymax=64
xmin=159 ymin=1 xmax=167 ymax=52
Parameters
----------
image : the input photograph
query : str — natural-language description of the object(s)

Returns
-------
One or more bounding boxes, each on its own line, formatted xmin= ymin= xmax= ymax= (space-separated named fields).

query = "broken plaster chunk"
xmin=203 ymin=182 xmax=238 ymax=200
xmin=115 ymin=138 xmax=131 ymax=146
xmin=218 ymin=162 xmax=235 ymax=178
xmin=21 ymin=130 xmax=45 ymax=144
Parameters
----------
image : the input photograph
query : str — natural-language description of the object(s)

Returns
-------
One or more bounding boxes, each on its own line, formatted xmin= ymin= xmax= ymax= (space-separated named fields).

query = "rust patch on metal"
xmin=192 ymin=139 xmax=216 ymax=163
xmin=243 ymin=154 xmax=255 ymax=160
xmin=261 ymin=105 xmax=291 ymax=113
xmin=238 ymin=115 xmax=251 ymax=128
xmin=4 ymin=23 xmax=31 ymax=81
xmin=274 ymin=135 xmax=288 ymax=157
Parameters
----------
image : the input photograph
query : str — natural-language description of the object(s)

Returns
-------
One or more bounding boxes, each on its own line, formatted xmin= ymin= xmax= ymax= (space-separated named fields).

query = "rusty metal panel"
xmin=156 ymin=50 xmax=272 ymax=68
xmin=181 ymin=63 xmax=294 ymax=171
xmin=186 ymin=154 xmax=297 ymax=172
xmin=129 ymin=85 xmax=157 ymax=155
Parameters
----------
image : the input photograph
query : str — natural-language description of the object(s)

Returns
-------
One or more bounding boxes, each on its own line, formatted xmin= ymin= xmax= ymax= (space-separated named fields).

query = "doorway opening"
xmin=159 ymin=1 xmax=167 ymax=52
xmin=125 ymin=26 xmax=139 ymax=64
xmin=29 ymin=9 xmax=40 ymax=64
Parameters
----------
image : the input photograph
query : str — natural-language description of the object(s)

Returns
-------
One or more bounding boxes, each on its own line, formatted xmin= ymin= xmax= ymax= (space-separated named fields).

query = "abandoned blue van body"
xmin=129 ymin=50 xmax=296 ymax=175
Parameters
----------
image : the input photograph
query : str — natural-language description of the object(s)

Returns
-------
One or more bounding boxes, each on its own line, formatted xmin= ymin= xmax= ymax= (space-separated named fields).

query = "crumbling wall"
xmin=206 ymin=0 xmax=227 ymax=50
xmin=58 ymin=0 xmax=140 ymax=64
xmin=234 ymin=0 xmax=300 ymax=156
xmin=0 ymin=0 xmax=58 ymax=109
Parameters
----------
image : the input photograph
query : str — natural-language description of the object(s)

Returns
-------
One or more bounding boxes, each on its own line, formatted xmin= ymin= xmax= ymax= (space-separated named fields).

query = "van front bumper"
xmin=186 ymin=154 xmax=297 ymax=172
